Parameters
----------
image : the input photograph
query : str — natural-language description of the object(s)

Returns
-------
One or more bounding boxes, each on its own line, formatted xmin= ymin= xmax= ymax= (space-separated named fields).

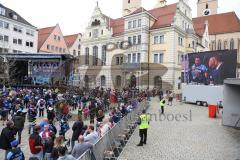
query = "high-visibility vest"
xmin=160 ymin=99 xmax=165 ymax=107
xmin=139 ymin=114 xmax=149 ymax=129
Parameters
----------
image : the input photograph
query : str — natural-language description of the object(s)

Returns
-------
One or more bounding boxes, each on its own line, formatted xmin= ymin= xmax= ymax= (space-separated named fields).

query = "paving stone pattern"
xmin=119 ymin=97 xmax=240 ymax=160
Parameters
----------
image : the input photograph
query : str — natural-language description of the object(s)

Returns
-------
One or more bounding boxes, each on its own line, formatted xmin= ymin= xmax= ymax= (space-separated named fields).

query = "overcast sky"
xmin=1 ymin=0 xmax=240 ymax=35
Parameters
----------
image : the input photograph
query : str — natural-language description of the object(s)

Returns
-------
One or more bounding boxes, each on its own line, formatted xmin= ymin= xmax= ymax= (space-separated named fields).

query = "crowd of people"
xmin=0 ymin=86 xmax=152 ymax=160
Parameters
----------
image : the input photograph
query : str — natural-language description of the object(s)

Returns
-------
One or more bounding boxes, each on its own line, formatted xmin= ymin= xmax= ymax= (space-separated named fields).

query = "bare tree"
xmin=0 ymin=56 xmax=20 ymax=85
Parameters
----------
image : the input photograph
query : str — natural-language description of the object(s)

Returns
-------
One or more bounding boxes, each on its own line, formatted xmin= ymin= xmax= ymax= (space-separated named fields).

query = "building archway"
xmin=154 ymin=76 xmax=162 ymax=89
xmin=100 ymin=75 xmax=106 ymax=87
xmin=84 ymin=75 xmax=89 ymax=88
xmin=130 ymin=75 xmax=137 ymax=88
xmin=116 ymin=75 xmax=122 ymax=87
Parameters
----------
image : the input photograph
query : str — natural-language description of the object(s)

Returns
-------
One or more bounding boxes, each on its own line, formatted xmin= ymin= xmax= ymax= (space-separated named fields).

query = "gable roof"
xmin=149 ymin=3 xmax=177 ymax=29
xmin=192 ymin=19 xmax=206 ymax=37
xmin=37 ymin=26 xmax=55 ymax=51
xmin=111 ymin=18 xmax=125 ymax=36
xmin=0 ymin=3 xmax=35 ymax=27
xmin=193 ymin=12 xmax=240 ymax=36
xmin=106 ymin=3 xmax=177 ymax=36
xmin=128 ymin=7 xmax=148 ymax=16
xmin=64 ymin=34 xmax=81 ymax=48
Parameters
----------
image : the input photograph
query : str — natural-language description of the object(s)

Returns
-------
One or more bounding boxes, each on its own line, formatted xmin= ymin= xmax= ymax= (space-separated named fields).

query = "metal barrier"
xmin=77 ymin=99 xmax=147 ymax=160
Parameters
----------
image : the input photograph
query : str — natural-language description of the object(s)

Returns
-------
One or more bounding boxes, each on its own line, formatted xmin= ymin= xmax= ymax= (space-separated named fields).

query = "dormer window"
xmin=13 ymin=14 xmax=17 ymax=20
xmin=91 ymin=19 xmax=101 ymax=26
xmin=0 ymin=7 xmax=5 ymax=16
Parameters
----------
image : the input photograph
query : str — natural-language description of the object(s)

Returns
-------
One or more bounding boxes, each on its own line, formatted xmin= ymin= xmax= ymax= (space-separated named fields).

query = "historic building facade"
xmin=0 ymin=3 xmax=38 ymax=53
xmin=74 ymin=0 xmax=203 ymax=91
xmin=38 ymin=24 xmax=69 ymax=54
xmin=64 ymin=33 xmax=82 ymax=57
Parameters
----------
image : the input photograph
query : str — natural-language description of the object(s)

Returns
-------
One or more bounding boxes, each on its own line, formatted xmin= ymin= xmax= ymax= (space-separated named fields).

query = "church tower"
xmin=197 ymin=0 xmax=218 ymax=17
xmin=123 ymin=0 xmax=141 ymax=16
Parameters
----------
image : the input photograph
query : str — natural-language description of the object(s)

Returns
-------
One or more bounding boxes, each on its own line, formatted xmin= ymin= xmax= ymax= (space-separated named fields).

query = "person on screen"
xmin=207 ymin=55 xmax=228 ymax=85
xmin=207 ymin=57 xmax=216 ymax=85
xmin=190 ymin=56 xmax=208 ymax=84
xmin=212 ymin=55 xmax=226 ymax=85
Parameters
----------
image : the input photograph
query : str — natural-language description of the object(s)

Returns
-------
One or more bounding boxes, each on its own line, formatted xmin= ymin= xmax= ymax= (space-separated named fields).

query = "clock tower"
xmin=197 ymin=0 xmax=218 ymax=17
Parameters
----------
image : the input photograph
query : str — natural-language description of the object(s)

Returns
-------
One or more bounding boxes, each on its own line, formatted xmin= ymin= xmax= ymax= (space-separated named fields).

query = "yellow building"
xmin=75 ymin=0 xmax=203 ymax=91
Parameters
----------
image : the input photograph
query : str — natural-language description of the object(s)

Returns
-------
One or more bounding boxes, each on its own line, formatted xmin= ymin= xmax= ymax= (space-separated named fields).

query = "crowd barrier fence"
xmin=77 ymin=99 xmax=148 ymax=160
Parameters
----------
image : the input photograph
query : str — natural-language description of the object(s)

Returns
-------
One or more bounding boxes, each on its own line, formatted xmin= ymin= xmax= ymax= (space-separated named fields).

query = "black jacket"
xmin=0 ymin=127 xmax=16 ymax=150
xmin=13 ymin=115 xmax=25 ymax=130
xmin=71 ymin=121 xmax=84 ymax=141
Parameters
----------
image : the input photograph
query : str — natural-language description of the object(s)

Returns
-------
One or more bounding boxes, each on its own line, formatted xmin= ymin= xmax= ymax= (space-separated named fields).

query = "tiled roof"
xmin=192 ymin=19 xmax=206 ymax=37
xmin=111 ymin=18 xmax=125 ymax=36
xmin=103 ymin=14 xmax=114 ymax=26
xmin=108 ymin=3 xmax=177 ymax=36
xmin=37 ymin=26 xmax=55 ymax=51
xmin=0 ymin=3 xmax=35 ymax=27
xmin=149 ymin=3 xmax=177 ymax=29
xmin=64 ymin=34 xmax=80 ymax=48
xmin=128 ymin=7 xmax=147 ymax=16
xmin=193 ymin=12 xmax=240 ymax=36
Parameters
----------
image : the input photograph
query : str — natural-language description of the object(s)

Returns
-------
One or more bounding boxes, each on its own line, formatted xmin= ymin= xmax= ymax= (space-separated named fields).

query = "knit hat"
xmin=10 ymin=140 xmax=19 ymax=147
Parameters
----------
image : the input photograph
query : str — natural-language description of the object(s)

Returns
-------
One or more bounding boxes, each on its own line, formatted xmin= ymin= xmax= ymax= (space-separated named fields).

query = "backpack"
xmin=24 ymin=95 xmax=29 ymax=102
xmin=6 ymin=148 xmax=25 ymax=160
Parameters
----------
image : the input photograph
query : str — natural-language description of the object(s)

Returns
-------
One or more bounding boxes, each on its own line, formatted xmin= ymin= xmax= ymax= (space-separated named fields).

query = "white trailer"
xmin=182 ymin=84 xmax=223 ymax=106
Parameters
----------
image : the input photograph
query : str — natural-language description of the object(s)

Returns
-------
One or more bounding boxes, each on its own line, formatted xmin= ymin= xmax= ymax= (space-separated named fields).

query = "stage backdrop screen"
xmin=182 ymin=50 xmax=237 ymax=85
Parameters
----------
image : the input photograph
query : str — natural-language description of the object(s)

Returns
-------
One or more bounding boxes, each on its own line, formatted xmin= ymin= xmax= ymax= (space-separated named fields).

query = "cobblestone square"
xmin=119 ymin=98 xmax=240 ymax=160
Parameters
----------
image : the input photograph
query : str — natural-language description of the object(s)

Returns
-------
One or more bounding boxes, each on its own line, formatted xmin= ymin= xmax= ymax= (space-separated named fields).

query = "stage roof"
xmin=0 ymin=53 xmax=74 ymax=61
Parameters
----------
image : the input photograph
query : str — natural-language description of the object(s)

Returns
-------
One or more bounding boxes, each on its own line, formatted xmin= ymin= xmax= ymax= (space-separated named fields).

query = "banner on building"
xmin=182 ymin=50 xmax=237 ymax=85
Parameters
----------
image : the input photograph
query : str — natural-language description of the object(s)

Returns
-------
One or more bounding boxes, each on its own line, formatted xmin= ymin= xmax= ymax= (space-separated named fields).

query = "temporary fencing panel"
xmin=77 ymin=99 xmax=146 ymax=160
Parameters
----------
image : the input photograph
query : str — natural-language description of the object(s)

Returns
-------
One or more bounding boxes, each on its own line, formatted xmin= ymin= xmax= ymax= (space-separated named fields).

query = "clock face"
xmin=203 ymin=9 xmax=211 ymax=16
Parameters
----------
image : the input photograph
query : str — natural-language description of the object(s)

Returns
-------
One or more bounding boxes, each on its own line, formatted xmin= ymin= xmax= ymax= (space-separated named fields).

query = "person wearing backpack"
xmin=6 ymin=140 xmax=25 ymax=160
xmin=13 ymin=110 xmax=25 ymax=144
xmin=29 ymin=125 xmax=43 ymax=160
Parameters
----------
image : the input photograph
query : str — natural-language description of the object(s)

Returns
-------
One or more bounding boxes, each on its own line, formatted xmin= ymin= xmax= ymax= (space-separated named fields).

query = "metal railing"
xmin=77 ymin=99 xmax=147 ymax=160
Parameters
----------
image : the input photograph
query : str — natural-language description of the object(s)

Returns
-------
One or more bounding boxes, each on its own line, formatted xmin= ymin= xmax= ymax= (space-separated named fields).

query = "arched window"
xmin=93 ymin=46 xmax=98 ymax=66
xmin=101 ymin=75 xmax=106 ymax=86
xmin=224 ymin=41 xmax=228 ymax=49
xmin=217 ymin=40 xmax=221 ymax=50
xmin=85 ymin=47 xmax=89 ymax=65
xmin=116 ymin=75 xmax=121 ymax=87
xmin=102 ymin=45 xmax=106 ymax=65
xmin=230 ymin=39 xmax=234 ymax=50
xmin=130 ymin=75 xmax=136 ymax=88
xmin=84 ymin=75 xmax=89 ymax=88
xmin=211 ymin=41 xmax=216 ymax=51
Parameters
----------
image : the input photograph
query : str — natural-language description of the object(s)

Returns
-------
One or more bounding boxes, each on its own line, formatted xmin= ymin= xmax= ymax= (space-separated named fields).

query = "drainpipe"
xmin=147 ymin=18 xmax=151 ymax=89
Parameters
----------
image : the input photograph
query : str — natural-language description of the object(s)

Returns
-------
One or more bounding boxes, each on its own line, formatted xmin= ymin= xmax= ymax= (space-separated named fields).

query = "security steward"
xmin=160 ymin=98 xmax=166 ymax=114
xmin=137 ymin=109 xmax=150 ymax=146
